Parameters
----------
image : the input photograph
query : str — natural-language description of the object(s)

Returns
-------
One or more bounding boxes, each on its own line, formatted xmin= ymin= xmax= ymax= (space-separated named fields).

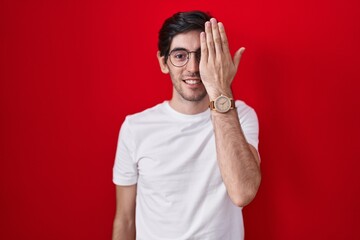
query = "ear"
xmin=157 ymin=51 xmax=169 ymax=74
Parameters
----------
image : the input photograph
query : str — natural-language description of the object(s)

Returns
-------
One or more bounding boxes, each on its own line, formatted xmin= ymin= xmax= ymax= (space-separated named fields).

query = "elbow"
xmin=230 ymin=175 xmax=262 ymax=208
xmin=112 ymin=216 xmax=136 ymax=240
xmin=230 ymin=190 xmax=258 ymax=208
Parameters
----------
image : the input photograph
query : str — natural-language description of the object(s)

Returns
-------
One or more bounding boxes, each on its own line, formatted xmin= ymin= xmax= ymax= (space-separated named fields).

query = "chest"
xmin=133 ymin=121 xmax=221 ymax=191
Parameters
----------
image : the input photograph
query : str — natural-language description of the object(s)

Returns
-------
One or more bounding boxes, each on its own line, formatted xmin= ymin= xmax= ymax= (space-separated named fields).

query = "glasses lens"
xmin=169 ymin=50 xmax=188 ymax=67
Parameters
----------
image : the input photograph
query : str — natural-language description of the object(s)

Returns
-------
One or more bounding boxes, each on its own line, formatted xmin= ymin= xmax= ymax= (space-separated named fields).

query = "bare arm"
xmin=211 ymin=110 xmax=261 ymax=207
xmin=200 ymin=18 xmax=261 ymax=207
xmin=112 ymin=184 xmax=137 ymax=240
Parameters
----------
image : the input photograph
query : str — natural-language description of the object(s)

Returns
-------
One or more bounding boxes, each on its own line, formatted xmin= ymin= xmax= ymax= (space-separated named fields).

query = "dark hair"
xmin=158 ymin=10 xmax=212 ymax=61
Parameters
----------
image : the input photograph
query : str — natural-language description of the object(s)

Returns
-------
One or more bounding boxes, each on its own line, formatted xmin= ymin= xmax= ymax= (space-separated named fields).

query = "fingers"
xmin=204 ymin=18 xmax=230 ymax=60
xmin=200 ymin=32 xmax=208 ymax=63
xmin=233 ymin=47 xmax=245 ymax=69
xmin=203 ymin=18 xmax=245 ymax=69
xmin=205 ymin=21 xmax=215 ymax=59
xmin=218 ymin=22 xmax=231 ymax=58
xmin=210 ymin=18 xmax=222 ymax=57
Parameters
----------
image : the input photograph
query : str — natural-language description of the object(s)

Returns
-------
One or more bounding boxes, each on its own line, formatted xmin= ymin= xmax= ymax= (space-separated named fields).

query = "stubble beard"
xmin=171 ymin=74 xmax=208 ymax=102
xmin=177 ymin=86 xmax=207 ymax=102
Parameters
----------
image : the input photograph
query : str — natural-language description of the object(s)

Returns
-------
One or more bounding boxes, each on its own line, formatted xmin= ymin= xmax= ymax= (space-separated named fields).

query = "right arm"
xmin=112 ymin=184 xmax=137 ymax=240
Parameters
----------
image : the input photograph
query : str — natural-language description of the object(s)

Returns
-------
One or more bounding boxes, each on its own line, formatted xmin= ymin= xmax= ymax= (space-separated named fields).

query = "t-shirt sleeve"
xmin=113 ymin=117 xmax=138 ymax=186
xmin=237 ymin=103 xmax=260 ymax=151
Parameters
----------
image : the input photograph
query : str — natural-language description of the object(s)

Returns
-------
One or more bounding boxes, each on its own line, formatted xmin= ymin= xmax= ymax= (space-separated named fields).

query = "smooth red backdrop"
xmin=1 ymin=0 xmax=359 ymax=239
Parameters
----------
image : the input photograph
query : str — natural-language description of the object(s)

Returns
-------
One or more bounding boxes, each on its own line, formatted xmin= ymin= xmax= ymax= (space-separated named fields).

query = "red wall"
xmin=1 ymin=0 xmax=359 ymax=239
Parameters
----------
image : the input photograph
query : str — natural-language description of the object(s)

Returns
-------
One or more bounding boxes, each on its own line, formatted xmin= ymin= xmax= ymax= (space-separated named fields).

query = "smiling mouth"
xmin=183 ymin=79 xmax=202 ymax=85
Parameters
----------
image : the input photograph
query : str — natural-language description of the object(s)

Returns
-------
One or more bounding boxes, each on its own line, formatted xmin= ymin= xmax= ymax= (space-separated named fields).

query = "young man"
xmin=112 ymin=10 xmax=261 ymax=240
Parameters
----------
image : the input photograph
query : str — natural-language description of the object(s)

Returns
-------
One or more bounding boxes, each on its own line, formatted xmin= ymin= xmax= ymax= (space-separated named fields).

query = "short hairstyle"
xmin=158 ymin=10 xmax=212 ymax=61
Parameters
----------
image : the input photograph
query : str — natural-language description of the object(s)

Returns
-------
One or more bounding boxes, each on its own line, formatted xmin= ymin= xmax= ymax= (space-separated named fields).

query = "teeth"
xmin=184 ymin=80 xmax=200 ymax=85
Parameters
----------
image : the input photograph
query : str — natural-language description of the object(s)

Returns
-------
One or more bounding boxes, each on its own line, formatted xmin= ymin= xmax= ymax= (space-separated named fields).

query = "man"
xmin=112 ymin=10 xmax=261 ymax=240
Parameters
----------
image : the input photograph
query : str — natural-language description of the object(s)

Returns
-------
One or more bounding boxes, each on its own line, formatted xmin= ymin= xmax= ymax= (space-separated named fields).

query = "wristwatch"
xmin=209 ymin=94 xmax=236 ymax=113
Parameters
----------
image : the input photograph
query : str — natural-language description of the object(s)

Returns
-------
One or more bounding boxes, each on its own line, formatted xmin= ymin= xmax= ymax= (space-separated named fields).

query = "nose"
xmin=185 ymin=52 xmax=199 ymax=73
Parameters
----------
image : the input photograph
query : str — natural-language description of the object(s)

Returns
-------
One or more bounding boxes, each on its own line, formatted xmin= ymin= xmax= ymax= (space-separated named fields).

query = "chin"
xmin=182 ymin=92 xmax=208 ymax=102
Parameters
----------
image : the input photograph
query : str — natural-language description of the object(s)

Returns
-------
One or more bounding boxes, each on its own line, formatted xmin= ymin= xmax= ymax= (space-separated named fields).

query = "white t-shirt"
xmin=113 ymin=100 xmax=259 ymax=240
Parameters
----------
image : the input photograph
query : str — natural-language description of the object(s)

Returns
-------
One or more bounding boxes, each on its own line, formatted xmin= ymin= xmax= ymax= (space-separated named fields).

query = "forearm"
xmin=199 ymin=17 xmax=260 ymax=206
xmin=211 ymin=109 xmax=261 ymax=207
xmin=112 ymin=216 xmax=136 ymax=240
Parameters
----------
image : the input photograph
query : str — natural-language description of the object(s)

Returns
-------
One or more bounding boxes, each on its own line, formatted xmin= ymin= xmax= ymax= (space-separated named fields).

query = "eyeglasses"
xmin=168 ymin=49 xmax=201 ymax=67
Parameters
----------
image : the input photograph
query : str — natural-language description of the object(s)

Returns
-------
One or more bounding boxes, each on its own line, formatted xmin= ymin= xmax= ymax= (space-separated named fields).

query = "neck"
xmin=169 ymin=95 xmax=209 ymax=115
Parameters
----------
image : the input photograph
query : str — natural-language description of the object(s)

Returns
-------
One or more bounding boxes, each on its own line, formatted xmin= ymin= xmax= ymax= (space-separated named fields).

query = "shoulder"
xmin=123 ymin=101 xmax=168 ymax=127
xmin=235 ymin=100 xmax=257 ymax=118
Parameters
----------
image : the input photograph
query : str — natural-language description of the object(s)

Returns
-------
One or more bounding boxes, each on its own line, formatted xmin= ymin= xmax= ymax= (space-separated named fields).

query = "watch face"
xmin=214 ymin=95 xmax=231 ymax=113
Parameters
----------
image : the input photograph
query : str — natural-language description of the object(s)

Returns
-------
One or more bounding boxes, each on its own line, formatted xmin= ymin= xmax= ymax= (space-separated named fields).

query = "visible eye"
xmin=172 ymin=50 xmax=188 ymax=61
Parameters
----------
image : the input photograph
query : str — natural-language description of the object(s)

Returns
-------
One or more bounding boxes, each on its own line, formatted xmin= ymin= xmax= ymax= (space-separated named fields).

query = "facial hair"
xmin=170 ymin=71 xmax=208 ymax=102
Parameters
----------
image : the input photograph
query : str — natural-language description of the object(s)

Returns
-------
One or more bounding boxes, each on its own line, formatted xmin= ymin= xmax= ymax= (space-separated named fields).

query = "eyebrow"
xmin=169 ymin=47 xmax=201 ymax=53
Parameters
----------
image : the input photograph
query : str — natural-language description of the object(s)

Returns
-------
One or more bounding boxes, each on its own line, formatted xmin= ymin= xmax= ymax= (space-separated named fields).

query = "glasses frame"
xmin=167 ymin=48 xmax=201 ymax=67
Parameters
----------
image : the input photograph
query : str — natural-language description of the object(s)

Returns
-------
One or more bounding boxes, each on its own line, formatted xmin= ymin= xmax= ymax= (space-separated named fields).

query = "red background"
xmin=1 ymin=0 xmax=359 ymax=239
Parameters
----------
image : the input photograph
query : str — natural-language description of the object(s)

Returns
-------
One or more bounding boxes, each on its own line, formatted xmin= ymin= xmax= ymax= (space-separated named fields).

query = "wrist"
xmin=207 ymin=88 xmax=233 ymax=100
xmin=209 ymin=94 xmax=236 ymax=113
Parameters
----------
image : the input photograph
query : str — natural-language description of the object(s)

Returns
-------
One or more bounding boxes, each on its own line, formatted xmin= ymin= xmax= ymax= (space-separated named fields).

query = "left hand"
xmin=199 ymin=18 xmax=245 ymax=100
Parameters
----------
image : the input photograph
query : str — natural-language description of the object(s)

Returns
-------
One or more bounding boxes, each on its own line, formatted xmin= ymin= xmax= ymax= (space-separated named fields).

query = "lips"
xmin=183 ymin=79 xmax=202 ymax=85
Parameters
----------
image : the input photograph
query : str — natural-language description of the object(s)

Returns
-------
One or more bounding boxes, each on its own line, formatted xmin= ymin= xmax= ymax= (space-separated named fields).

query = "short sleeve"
xmin=112 ymin=117 xmax=138 ymax=186
xmin=236 ymin=101 xmax=260 ymax=151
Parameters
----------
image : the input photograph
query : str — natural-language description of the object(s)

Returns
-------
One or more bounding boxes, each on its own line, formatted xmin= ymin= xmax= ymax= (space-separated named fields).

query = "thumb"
xmin=233 ymin=47 xmax=245 ymax=69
